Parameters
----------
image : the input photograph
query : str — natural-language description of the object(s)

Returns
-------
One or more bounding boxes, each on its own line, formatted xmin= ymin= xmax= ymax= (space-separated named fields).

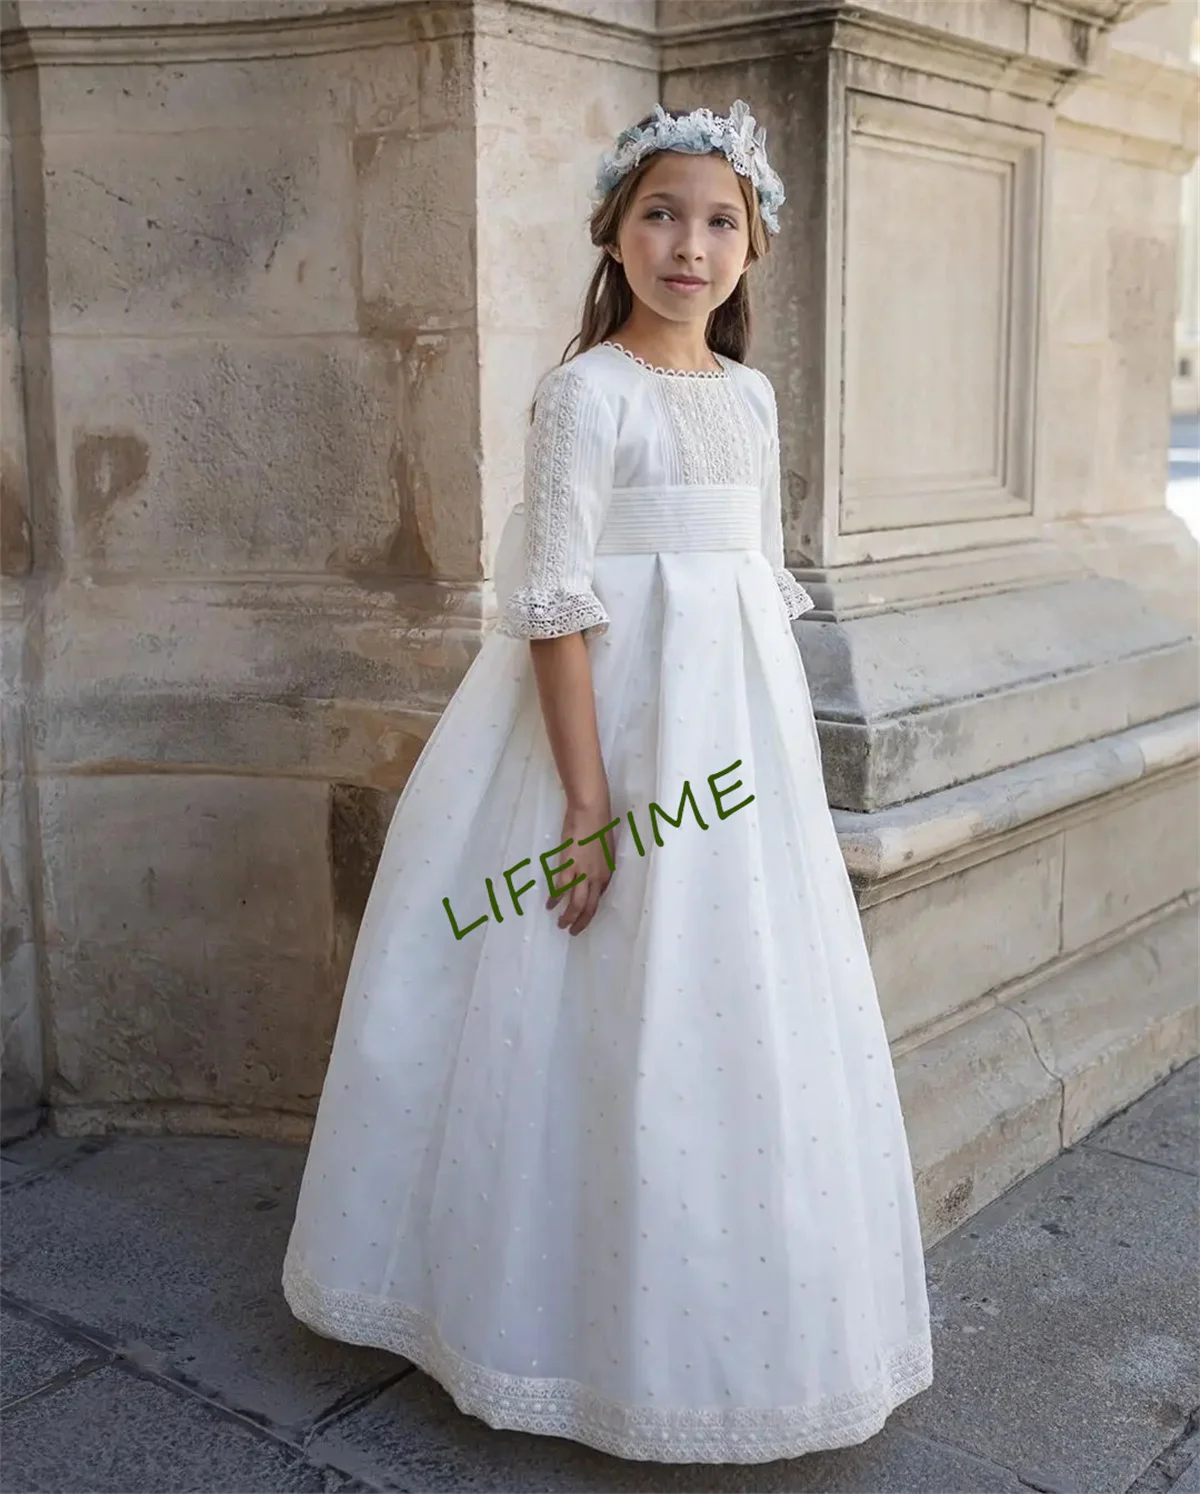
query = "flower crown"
xmin=592 ymin=99 xmax=786 ymax=235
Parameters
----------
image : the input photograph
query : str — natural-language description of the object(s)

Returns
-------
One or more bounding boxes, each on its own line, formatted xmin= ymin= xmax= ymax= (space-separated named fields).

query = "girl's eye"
xmin=644 ymin=208 xmax=738 ymax=229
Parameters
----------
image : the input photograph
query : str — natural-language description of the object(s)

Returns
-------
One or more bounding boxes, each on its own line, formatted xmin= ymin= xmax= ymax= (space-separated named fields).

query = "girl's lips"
xmin=664 ymin=277 xmax=707 ymax=291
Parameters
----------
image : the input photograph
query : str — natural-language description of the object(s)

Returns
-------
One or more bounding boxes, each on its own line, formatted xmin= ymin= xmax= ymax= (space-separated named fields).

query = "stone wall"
xmin=1042 ymin=14 xmax=1199 ymax=623
xmin=2 ymin=54 xmax=44 ymax=1137
xmin=0 ymin=0 xmax=665 ymax=1140
xmin=1 ymin=0 xmax=496 ymax=1137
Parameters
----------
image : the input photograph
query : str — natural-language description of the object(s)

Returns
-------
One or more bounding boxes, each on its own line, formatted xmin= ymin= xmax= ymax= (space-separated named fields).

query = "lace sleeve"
xmin=758 ymin=370 xmax=815 ymax=622
xmin=495 ymin=365 xmax=615 ymax=641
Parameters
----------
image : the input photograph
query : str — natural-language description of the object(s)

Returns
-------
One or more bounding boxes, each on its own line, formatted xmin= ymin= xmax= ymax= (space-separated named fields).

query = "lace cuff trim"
xmin=496 ymin=586 xmax=610 ymax=640
xmin=774 ymin=568 xmax=816 ymax=620
xmin=282 ymin=1253 xmax=934 ymax=1464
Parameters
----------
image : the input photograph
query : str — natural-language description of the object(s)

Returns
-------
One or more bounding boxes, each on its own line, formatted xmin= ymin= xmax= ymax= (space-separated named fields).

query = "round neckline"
xmin=600 ymin=340 xmax=729 ymax=380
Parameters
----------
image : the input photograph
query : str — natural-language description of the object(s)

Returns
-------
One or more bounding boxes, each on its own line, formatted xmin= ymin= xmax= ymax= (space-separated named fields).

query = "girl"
xmin=283 ymin=100 xmax=933 ymax=1464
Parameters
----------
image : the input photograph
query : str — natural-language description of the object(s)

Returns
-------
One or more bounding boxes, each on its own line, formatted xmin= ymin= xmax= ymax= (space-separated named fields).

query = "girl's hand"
xmin=546 ymin=798 xmax=619 ymax=936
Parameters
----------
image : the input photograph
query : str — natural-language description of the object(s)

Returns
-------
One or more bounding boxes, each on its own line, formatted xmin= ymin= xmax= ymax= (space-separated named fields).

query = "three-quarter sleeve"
xmin=495 ymin=364 xmax=615 ymax=641
xmin=758 ymin=370 xmax=815 ymax=622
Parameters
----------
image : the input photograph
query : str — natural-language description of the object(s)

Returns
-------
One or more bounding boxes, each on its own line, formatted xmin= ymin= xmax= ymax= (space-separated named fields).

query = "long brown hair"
xmin=529 ymin=108 xmax=773 ymax=419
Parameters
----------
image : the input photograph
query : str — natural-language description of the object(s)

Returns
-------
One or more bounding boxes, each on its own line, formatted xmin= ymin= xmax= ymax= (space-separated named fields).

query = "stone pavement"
xmin=1 ymin=1060 xmax=1196 ymax=1494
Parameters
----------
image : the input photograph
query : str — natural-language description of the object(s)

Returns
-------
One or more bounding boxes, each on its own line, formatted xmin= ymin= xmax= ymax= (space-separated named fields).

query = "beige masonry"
xmin=1 ymin=0 xmax=1196 ymax=1242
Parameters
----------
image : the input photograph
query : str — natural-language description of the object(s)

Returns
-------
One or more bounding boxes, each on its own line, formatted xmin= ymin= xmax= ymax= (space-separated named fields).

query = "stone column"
xmin=1 ymin=0 xmax=493 ymax=1138
xmin=662 ymin=0 xmax=1199 ymax=1238
xmin=1045 ymin=3 xmax=1200 ymax=601
xmin=1 ymin=51 xmax=45 ymax=1139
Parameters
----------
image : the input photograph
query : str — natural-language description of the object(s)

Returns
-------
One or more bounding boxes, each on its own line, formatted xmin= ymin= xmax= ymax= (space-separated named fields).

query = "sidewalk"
xmin=2 ymin=1059 xmax=1196 ymax=1494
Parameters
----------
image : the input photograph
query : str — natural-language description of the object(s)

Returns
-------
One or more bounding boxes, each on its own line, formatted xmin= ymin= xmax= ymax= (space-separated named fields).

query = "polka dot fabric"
xmin=282 ymin=346 xmax=933 ymax=1463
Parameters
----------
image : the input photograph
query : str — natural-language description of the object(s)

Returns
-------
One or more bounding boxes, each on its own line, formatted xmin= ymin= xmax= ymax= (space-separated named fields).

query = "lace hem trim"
xmin=496 ymin=586 xmax=610 ymax=640
xmin=282 ymin=1254 xmax=933 ymax=1464
xmin=774 ymin=568 xmax=816 ymax=620
xmin=601 ymin=340 xmax=729 ymax=380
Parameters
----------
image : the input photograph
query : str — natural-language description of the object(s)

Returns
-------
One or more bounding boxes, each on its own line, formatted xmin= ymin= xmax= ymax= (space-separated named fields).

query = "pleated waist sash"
xmin=594 ymin=485 xmax=760 ymax=555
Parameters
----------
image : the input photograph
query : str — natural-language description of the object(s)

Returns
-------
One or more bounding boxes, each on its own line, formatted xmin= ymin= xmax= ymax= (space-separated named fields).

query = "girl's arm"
xmin=496 ymin=366 xmax=615 ymax=644
xmin=530 ymin=635 xmax=615 ymax=934
xmin=497 ymin=364 xmax=618 ymax=933
xmin=529 ymin=635 xmax=609 ymax=815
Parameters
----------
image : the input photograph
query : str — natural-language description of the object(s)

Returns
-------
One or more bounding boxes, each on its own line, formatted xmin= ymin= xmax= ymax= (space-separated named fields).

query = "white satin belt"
xmin=595 ymin=485 xmax=760 ymax=555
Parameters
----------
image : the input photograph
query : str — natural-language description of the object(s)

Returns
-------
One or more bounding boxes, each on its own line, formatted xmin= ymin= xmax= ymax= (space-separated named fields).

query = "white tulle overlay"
xmin=282 ymin=342 xmax=933 ymax=1463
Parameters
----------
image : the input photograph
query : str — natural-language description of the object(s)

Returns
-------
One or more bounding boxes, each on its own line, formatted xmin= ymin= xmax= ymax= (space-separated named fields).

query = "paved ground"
xmin=1 ymin=1059 xmax=1196 ymax=1494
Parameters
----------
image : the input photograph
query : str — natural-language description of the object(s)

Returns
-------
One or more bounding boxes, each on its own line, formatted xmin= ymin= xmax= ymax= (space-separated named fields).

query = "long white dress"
xmin=281 ymin=339 xmax=933 ymax=1463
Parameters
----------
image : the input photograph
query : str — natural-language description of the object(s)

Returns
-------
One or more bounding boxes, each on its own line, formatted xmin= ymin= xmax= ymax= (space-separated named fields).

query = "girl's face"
xmin=612 ymin=152 xmax=752 ymax=327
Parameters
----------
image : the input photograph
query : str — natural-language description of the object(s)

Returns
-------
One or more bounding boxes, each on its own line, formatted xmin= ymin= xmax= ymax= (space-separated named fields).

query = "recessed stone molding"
xmin=839 ymin=92 xmax=1044 ymax=546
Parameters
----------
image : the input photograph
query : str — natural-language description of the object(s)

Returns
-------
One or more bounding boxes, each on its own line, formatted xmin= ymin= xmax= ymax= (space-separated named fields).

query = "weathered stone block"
xmin=14 ymin=18 xmax=451 ymax=139
xmin=41 ymin=127 xmax=358 ymax=335
xmin=1061 ymin=774 xmax=1200 ymax=949
xmin=1100 ymin=155 xmax=1187 ymax=233
xmin=475 ymin=36 xmax=648 ymax=138
xmin=39 ymin=688 xmax=439 ymax=794
xmin=1106 ymin=228 xmax=1177 ymax=508
xmin=356 ymin=127 xmax=476 ymax=333
xmin=0 ymin=329 xmax=32 ymax=577
xmin=0 ymin=754 xmax=34 ymax=953
xmin=1042 ymin=341 xmax=1113 ymax=516
xmin=1 ymin=130 xmax=14 ymax=325
xmin=0 ymin=607 xmax=41 ymax=1134
xmin=896 ymin=1003 xmax=1061 ymax=1245
xmin=1011 ymin=907 xmax=1199 ymax=1145
xmin=1048 ymin=211 xmax=1109 ymax=348
xmin=2 ymin=118 xmax=31 ymax=578
xmin=1051 ymin=142 xmax=1104 ymax=216
xmin=38 ymin=771 xmax=343 ymax=1115
xmin=330 ymin=782 xmax=399 ymax=981
xmin=34 ymin=577 xmax=479 ymax=781
xmin=536 ymin=0 xmax=654 ymax=25
xmin=347 ymin=29 xmax=471 ymax=137
xmin=49 ymin=334 xmax=414 ymax=575
xmin=480 ymin=330 xmax=568 ymax=555
xmin=47 ymin=944 xmax=335 ymax=1115
xmin=39 ymin=773 xmax=333 ymax=960
xmin=0 ymin=940 xmax=43 ymax=1134
xmin=865 ymin=837 xmax=1064 ymax=1042
xmin=806 ymin=575 xmax=1197 ymax=810
xmin=402 ymin=328 xmax=483 ymax=582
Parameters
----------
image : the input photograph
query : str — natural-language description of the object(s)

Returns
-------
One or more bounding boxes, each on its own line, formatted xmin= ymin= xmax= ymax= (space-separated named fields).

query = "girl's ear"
xmin=606 ymin=243 xmax=623 ymax=264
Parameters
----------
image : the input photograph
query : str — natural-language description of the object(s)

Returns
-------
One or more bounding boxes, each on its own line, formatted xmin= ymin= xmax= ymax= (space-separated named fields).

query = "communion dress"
xmin=281 ymin=339 xmax=933 ymax=1463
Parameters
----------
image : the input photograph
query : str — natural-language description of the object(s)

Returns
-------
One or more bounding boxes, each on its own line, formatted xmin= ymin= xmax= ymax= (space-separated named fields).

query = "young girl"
xmin=282 ymin=100 xmax=933 ymax=1464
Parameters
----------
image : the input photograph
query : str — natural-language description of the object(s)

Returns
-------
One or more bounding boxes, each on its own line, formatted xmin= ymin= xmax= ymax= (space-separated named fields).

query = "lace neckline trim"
xmin=600 ymin=340 xmax=729 ymax=380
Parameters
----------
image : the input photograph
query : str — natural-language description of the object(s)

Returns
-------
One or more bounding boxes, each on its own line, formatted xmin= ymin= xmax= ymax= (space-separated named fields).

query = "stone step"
xmin=897 ymin=905 xmax=1199 ymax=1245
xmin=800 ymin=572 xmax=1199 ymax=810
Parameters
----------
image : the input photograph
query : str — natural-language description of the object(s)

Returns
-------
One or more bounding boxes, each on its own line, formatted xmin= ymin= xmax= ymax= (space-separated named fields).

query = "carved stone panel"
xmin=836 ymin=91 xmax=1045 ymax=558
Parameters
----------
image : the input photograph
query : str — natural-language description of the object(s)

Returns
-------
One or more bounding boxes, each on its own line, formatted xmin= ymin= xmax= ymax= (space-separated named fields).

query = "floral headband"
xmin=592 ymin=99 xmax=786 ymax=235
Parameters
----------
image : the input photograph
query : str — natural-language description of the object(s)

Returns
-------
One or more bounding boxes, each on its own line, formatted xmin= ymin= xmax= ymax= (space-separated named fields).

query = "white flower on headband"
xmin=592 ymin=99 xmax=786 ymax=235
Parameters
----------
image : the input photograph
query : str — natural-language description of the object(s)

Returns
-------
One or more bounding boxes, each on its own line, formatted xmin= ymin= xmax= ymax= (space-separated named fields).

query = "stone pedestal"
xmin=662 ymin=0 xmax=1199 ymax=1237
xmin=1 ymin=0 xmax=1196 ymax=1237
